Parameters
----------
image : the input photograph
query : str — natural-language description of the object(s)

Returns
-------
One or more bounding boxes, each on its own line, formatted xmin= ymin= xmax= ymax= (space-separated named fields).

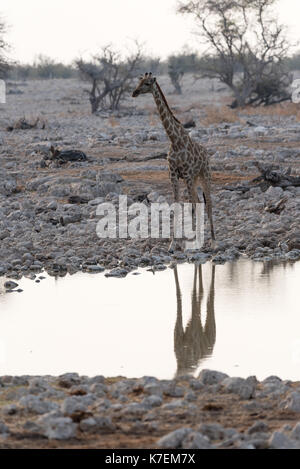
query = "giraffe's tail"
xmin=196 ymin=186 xmax=206 ymax=205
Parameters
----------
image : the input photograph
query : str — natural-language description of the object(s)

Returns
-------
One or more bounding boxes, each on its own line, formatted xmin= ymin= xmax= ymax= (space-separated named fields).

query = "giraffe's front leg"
xmin=199 ymin=179 xmax=216 ymax=250
xmin=168 ymin=171 xmax=182 ymax=253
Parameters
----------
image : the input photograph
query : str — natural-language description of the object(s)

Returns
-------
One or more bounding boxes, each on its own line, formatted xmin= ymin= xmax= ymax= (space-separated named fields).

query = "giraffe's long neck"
xmin=152 ymin=82 xmax=187 ymax=147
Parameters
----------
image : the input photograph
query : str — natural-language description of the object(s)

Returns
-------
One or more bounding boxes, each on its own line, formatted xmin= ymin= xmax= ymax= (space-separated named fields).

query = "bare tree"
xmin=178 ymin=0 xmax=292 ymax=107
xmin=0 ymin=17 xmax=9 ymax=78
xmin=139 ymin=56 xmax=162 ymax=75
xmin=76 ymin=44 xmax=143 ymax=114
xmin=168 ymin=52 xmax=199 ymax=94
xmin=168 ymin=55 xmax=185 ymax=94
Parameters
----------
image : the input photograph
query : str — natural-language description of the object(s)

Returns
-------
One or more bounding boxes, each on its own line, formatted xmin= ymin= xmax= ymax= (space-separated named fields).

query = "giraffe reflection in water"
xmin=173 ymin=264 xmax=216 ymax=378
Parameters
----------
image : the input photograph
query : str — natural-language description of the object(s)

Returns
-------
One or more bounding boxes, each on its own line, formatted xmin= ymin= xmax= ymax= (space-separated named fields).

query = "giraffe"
xmin=173 ymin=264 xmax=216 ymax=377
xmin=132 ymin=72 xmax=215 ymax=251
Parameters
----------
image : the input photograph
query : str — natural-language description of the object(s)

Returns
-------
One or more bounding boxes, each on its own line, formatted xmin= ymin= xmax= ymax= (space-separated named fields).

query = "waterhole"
xmin=0 ymin=259 xmax=299 ymax=380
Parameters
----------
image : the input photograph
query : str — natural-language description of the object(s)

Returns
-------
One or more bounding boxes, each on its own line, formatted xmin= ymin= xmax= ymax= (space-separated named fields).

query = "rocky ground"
xmin=0 ymin=75 xmax=300 ymax=281
xmin=2 ymin=370 xmax=300 ymax=449
xmin=1 ymin=76 xmax=300 ymax=449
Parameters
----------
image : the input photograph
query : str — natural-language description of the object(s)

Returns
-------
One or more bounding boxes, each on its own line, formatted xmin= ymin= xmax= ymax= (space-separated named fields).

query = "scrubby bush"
xmin=178 ymin=0 xmax=292 ymax=107
xmin=8 ymin=55 xmax=77 ymax=80
xmin=76 ymin=44 xmax=143 ymax=113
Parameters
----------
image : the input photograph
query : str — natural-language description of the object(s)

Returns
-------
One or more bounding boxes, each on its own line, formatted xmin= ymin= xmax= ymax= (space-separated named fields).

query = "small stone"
xmin=281 ymin=392 xmax=300 ymax=412
xmin=198 ymin=423 xmax=225 ymax=441
xmin=141 ymin=395 xmax=163 ymax=408
xmin=237 ymin=441 xmax=255 ymax=449
xmin=88 ymin=197 xmax=105 ymax=206
xmin=198 ymin=369 xmax=229 ymax=385
xmin=182 ymin=431 xmax=213 ymax=449
xmin=57 ymin=373 xmax=80 ymax=388
xmin=89 ymin=383 xmax=107 ymax=397
xmin=266 ymin=186 xmax=284 ymax=198
xmin=162 ymin=399 xmax=186 ymax=410
xmin=79 ymin=416 xmax=113 ymax=433
xmin=164 ymin=385 xmax=185 ymax=398
xmin=158 ymin=428 xmax=193 ymax=449
xmin=262 ymin=376 xmax=282 ymax=384
xmin=19 ymin=395 xmax=59 ymax=415
xmin=23 ymin=420 xmax=41 ymax=433
xmin=1 ymin=404 xmax=18 ymax=415
xmin=216 ymin=433 xmax=241 ymax=449
xmin=47 ymin=201 xmax=58 ymax=210
xmin=147 ymin=191 xmax=160 ymax=203
xmin=121 ymin=403 xmax=148 ymax=416
xmin=0 ymin=421 xmax=9 ymax=434
xmin=247 ymin=421 xmax=269 ymax=435
xmin=61 ymin=396 xmax=89 ymax=416
xmin=86 ymin=265 xmax=105 ymax=273
xmin=143 ymin=383 xmax=163 ymax=396
xmin=69 ymin=384 xmax=89 ymax=396
xmin=286 ymin=250 xmax=300 ymax=261
xmin=87 ymin=376 xmax=105 ymax=385
xmin=222 ymin=376 xmax=256 ymax=400
xmin=252 ymin=126 xmax=267 ymax=137
xmin=291 ymin=422 xmax=300 ymax=440
xmin=36 ymin=411 xmax=77 ymax=440
xmin=28 ymin=377 xmax=50 ymax=393
xmin=268 ymin=431 xmax=299 ymax=449
xmin=4 ymin=281 xmax=19 ymax=290
xmin=184 ymin=391 xmax=197 ymax=402
xmin=11 ymin=376 xmax=29 ymax=386
xmin=212 ymin=253 xmax=227 ymax=264
xmin=189 ymin=379 xmax=204 ymax=391
xmin=94 ymin=398 xmax=112 ymax=412
xmin=105 ymin=268 xmax=128 ymax=278
xmin=224 ymin=428 xmax=240 ymax=439
xmin=260 ymin=380 xmax=288 ymax=397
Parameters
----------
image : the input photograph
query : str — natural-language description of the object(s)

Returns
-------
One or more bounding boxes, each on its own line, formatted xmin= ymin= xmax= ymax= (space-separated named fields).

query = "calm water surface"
xmin=0 ymin=260 xmax=299 ymax=381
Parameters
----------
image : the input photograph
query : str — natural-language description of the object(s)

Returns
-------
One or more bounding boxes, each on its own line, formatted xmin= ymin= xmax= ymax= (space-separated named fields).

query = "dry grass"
xmin=212 ymin=171 xmax=257 ymax=186
xmin=242 ymin=102 xmax=300 ymax=121
xmin=197 ymin=98 xmax=300 ymax=125
xmin=202 ymin=105 xmax=240 ymax=125
xmin=108 ymin=116 xmax=120 ymax=127
xmin=148 ymin=112 xmax=160 ymax=127
xmin=121 ymin=170 xmax=169 ymax=182
xmin=142 ymin=103 xmax=160 ymax=127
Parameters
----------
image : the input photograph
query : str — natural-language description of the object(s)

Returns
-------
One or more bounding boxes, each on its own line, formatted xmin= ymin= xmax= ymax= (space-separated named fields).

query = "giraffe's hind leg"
xmin=197 ymin=179 xmax=215 ymax=247
xmin=196 ymin=186 xmax=206 ymax=205
xmin=185 ymin=178 xmax=204 ymax=251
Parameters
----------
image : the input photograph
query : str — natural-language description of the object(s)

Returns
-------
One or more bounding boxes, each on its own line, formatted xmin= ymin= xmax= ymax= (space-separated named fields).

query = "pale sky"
xmin=1 ymin=0 xmax=300 ymax=64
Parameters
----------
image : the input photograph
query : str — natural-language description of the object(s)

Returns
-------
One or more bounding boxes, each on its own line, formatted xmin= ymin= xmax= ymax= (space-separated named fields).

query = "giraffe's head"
xmin=132 ymin=72 xmax=156 ymax=98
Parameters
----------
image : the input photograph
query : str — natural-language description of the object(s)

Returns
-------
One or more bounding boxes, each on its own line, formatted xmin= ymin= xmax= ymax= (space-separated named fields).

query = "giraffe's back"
xmin=168 ymin=140 xmax=210 ymax=181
